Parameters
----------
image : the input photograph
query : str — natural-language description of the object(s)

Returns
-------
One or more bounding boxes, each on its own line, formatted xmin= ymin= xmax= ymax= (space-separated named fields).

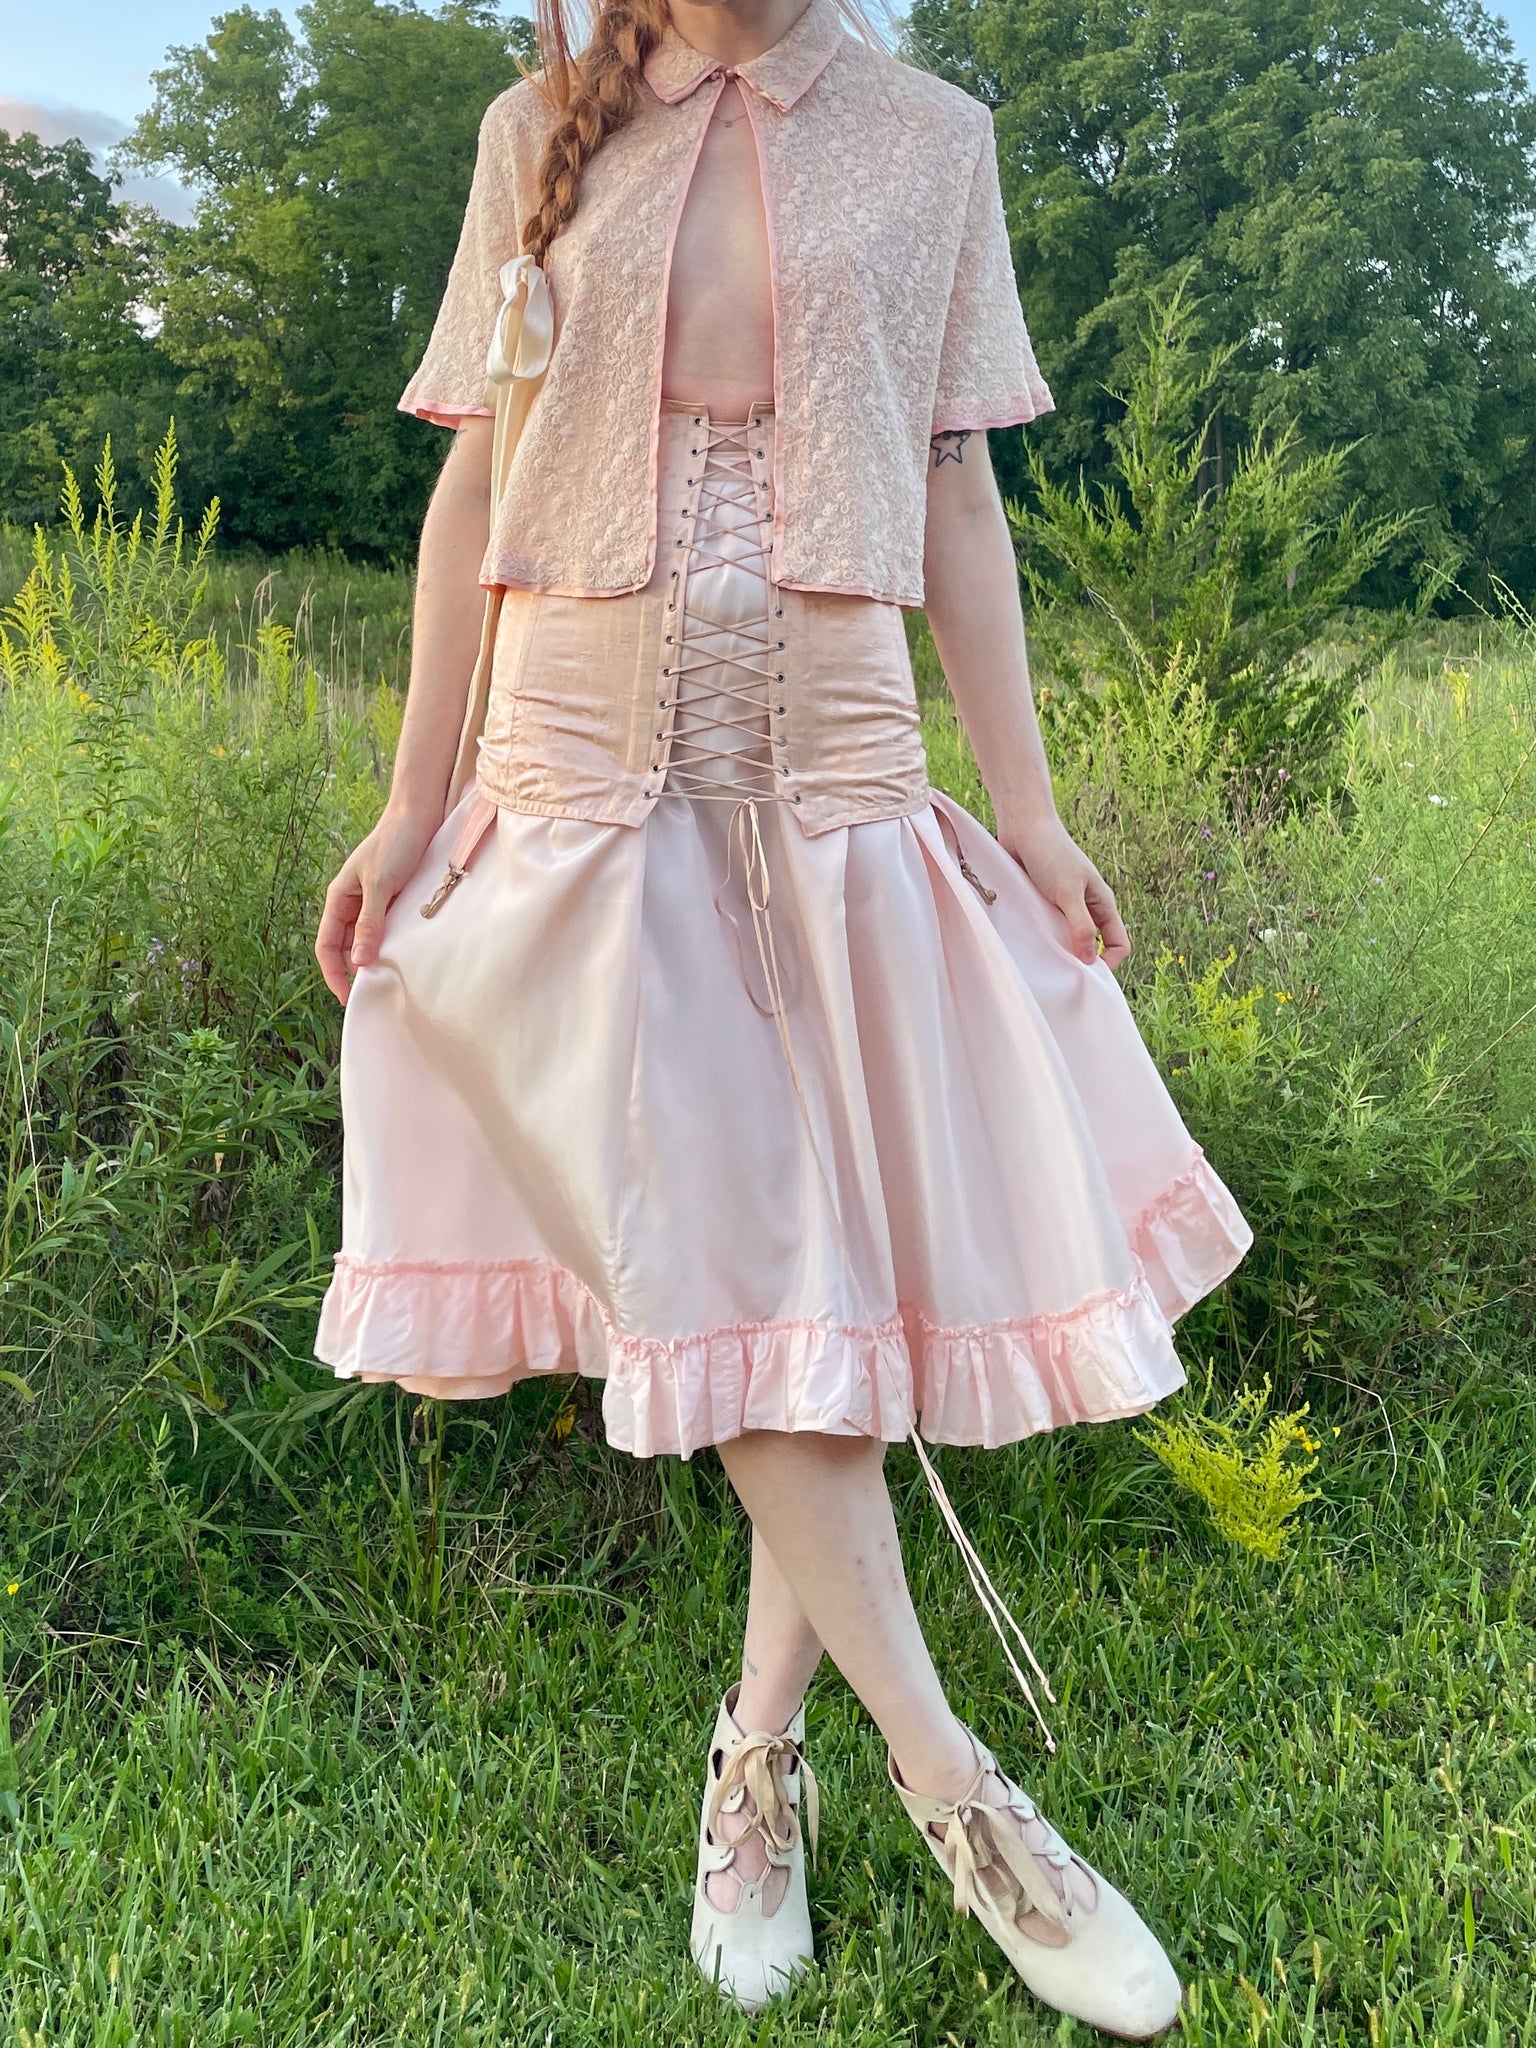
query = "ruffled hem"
xmin=313 ymin=1148 xmax=1252 ymax=1458
xmin=1126 ymin=1145 xmax=1254 ymax=1322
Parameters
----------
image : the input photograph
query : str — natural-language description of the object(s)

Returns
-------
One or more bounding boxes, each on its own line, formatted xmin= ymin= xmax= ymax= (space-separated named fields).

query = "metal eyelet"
xmin=780 ymin=765 xmax=790 ymax=777
xmin=791 ymin=792 xmax=801 ymax=804
xmin=776 ymin=704 xmax=786 ymax=715
xmin=776 ymin=671 xmax=785 ymax=681
xmin=777 ymin=640 xmax=785 ymax=649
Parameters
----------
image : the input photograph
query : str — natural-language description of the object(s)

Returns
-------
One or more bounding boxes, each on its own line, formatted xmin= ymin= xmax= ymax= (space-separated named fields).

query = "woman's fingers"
xmin=349 ymin=872 xmax=394 ymax=974
xmin=1059 ymin=893 xmax=1100 ymax=965
xmin=1086 ymin=873 xmax=1132 ymax=968
xmin=315 ymin=872 xmax=362 ymax=1006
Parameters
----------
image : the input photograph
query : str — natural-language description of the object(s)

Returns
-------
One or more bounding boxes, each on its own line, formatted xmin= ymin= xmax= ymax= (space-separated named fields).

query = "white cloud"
xmin=0 ymin=95 xmax=195 ymax=221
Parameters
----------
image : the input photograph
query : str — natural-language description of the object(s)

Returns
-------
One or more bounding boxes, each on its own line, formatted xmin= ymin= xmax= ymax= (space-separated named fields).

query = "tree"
xmin=0 ymin=131 xmax=172 ymax=528
xmin=1013 ymin=280 xmax=1421 ymax=786
xmin=906 ymin=0 xmax=1536 ymax=603
xmin=120 ymin=0 xmax=536 ymax=558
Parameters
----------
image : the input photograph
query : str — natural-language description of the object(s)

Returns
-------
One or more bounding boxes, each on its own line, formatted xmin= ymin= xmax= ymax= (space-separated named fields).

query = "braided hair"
xmin=521 ymin=0 xmax=670 ymax=267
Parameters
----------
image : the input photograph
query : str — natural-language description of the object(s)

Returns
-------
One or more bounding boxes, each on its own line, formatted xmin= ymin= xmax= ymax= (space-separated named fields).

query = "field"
xmin=1 ymin=510 xmax=1534 ymax=2046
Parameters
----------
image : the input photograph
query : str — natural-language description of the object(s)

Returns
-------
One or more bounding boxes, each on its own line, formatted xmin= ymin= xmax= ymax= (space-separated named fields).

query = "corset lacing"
xmin=658 ymin=416 xmax=783 ymax=804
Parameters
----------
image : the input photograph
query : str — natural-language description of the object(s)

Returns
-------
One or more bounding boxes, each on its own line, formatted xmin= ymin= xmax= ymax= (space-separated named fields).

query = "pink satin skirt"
xmin=314 ymin=408 xmax=1253 ymax=1463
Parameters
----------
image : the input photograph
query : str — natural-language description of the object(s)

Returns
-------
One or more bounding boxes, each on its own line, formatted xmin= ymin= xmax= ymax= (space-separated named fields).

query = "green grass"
xmin=2 ymin=474 xmax=1535 ymax=2044
xmin=2 ymin=1374 xmax=1532 ymax=2045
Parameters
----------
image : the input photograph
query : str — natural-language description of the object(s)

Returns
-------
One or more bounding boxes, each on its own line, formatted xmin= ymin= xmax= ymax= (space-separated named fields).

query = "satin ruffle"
xmin=314 ymin=783 xmax=1253 ymax=1456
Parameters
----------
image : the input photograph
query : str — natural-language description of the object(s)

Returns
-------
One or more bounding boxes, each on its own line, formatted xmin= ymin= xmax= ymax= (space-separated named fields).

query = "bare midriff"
xmin=660 ymin=76 xmax=776 ymax=423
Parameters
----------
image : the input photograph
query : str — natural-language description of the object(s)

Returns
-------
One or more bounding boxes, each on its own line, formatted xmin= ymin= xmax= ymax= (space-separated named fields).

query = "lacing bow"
xmin=932 ymin=1757 xmax=1094 ymax=1933
xmin=705 ymin=1726 xmax=820 ymax=1877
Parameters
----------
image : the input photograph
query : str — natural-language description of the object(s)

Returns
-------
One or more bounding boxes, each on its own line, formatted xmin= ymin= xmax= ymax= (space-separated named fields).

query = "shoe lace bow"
xmin=706 ymin=1726 xmax=820 ymax=1872
xmin=937 ymin=1770 xmax=1091 ymax=1933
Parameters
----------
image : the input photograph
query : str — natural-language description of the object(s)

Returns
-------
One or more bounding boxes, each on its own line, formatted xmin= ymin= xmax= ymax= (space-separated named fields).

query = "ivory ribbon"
xmin=706 ymin=1725 xmax=821 ymax=1872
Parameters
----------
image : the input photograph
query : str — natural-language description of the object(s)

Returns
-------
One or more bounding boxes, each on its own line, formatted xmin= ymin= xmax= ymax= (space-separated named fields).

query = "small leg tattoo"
xmin=930 ymin=429 xmax=973 ymax=466
xmin=743 ymin=1655 xmax=759 ymax=1676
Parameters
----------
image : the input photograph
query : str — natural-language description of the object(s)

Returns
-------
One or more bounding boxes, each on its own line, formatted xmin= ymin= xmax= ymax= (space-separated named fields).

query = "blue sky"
xmin=4 ymin=0 xmax=1535 ymax=214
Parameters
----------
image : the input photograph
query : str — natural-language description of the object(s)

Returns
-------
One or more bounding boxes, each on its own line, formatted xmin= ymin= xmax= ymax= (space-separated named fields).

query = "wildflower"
xmin=1200 ymin=825 xmax=1213 ymax=839
xmin=1136 ymin=1373 xmax=1320 ymax=1562
xmin=147 ymin=938 xmax=166 ymax=963
xmin=1370 ymin=875 xmax=1384 ymax=885
xmin=1259 ymin=928 xmax=1278 ymax=946
xmin=1273 ymin=990 xmax=1293 ymax=1005
xmin=1277 ymin=767 xmax=1291 ymax=782
xmin=1202 ymin=870 xmax=1216 ymax=882
xmin=6 ymin=1583 xmax=17 ymax=1597
xmin=1427 ymin=793 xmax=1448 ymax=806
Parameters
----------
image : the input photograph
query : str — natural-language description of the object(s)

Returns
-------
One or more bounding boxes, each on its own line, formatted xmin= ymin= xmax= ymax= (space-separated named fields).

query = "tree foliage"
xmin=906 ymin=0 xmax=1536 ymax=603
xmin=0 ymin=133 xmax=172 ymax=528
xmin=3 ymin=0 xmax=1536 ymax=598
xmin=116 ymin=0 xmax=535 ymax=557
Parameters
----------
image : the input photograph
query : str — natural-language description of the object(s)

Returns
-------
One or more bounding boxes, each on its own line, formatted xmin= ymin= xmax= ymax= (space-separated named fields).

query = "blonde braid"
xmin=523 ymin=0 xmax=670 ymax=267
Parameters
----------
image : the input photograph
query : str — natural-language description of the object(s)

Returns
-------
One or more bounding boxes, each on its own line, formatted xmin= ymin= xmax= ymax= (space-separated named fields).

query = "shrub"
xmin=1011 ymin=279 xmax=1424 ymax=795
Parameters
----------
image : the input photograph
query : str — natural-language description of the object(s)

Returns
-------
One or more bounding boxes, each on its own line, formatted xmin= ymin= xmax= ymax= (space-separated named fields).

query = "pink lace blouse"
xmin=399 ymin=0 xmax=1055 ymax=607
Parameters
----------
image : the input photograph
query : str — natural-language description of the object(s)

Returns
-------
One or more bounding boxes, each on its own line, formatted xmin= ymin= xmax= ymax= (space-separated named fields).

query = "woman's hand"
xmin=921 ymin=432 xmax=1129 ymax=970
xmin=999 ymin=811 xmax=1132 ymax=970
xmin=315 ymin=802 xmax=442 ymax=1005
xmin=315 ymin=418 xmax=494 ymax=1007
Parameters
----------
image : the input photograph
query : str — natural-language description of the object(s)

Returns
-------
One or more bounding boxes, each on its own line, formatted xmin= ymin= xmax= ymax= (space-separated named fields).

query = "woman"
xmin=312 ymin=0 xmax=1253 ymax=2033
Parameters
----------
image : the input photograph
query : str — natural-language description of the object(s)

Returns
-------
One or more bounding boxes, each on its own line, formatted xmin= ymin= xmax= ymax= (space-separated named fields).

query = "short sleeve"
xmin=931 ymin=111 xmax=1054 ymax=435
xmin=399 ymin=93 xmax=525 ymax=428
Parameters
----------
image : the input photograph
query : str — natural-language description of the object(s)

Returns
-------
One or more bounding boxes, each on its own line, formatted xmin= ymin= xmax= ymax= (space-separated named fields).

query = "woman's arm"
xmin=314 ymin=415 xmax=495 ymax=1003
xmin=922 ymin=428 xmax=1131 ymax=969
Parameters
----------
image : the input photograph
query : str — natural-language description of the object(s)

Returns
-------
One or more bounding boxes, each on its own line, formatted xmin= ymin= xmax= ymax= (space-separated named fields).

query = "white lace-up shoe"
xmin=688 ymin=1682 xmax=819 ymax=2011
xmin=889 ymin=1724 xmax=1182 ymax=2040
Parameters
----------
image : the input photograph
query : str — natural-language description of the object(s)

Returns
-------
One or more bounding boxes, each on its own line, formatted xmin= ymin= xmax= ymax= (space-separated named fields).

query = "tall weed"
xmin=0 ymin=433 xmax=379 ymax=1446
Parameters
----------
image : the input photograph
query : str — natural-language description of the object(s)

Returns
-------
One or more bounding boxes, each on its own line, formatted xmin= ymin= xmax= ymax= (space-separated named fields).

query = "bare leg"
xmin=716 ymin=1430 xmax=979 ymax=1797
xmin=705 ymin=1525 xmax=825 ymax=1911
xmin=737 ymin=1523 xmax=824 ymax=1732
xmin=714 ymin=1430 xmax=1091 ymax=1922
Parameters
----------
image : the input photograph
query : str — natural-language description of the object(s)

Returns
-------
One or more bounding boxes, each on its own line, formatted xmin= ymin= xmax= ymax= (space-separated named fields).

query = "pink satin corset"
xmin=472 ymin=400 xmax=931 ymax=836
